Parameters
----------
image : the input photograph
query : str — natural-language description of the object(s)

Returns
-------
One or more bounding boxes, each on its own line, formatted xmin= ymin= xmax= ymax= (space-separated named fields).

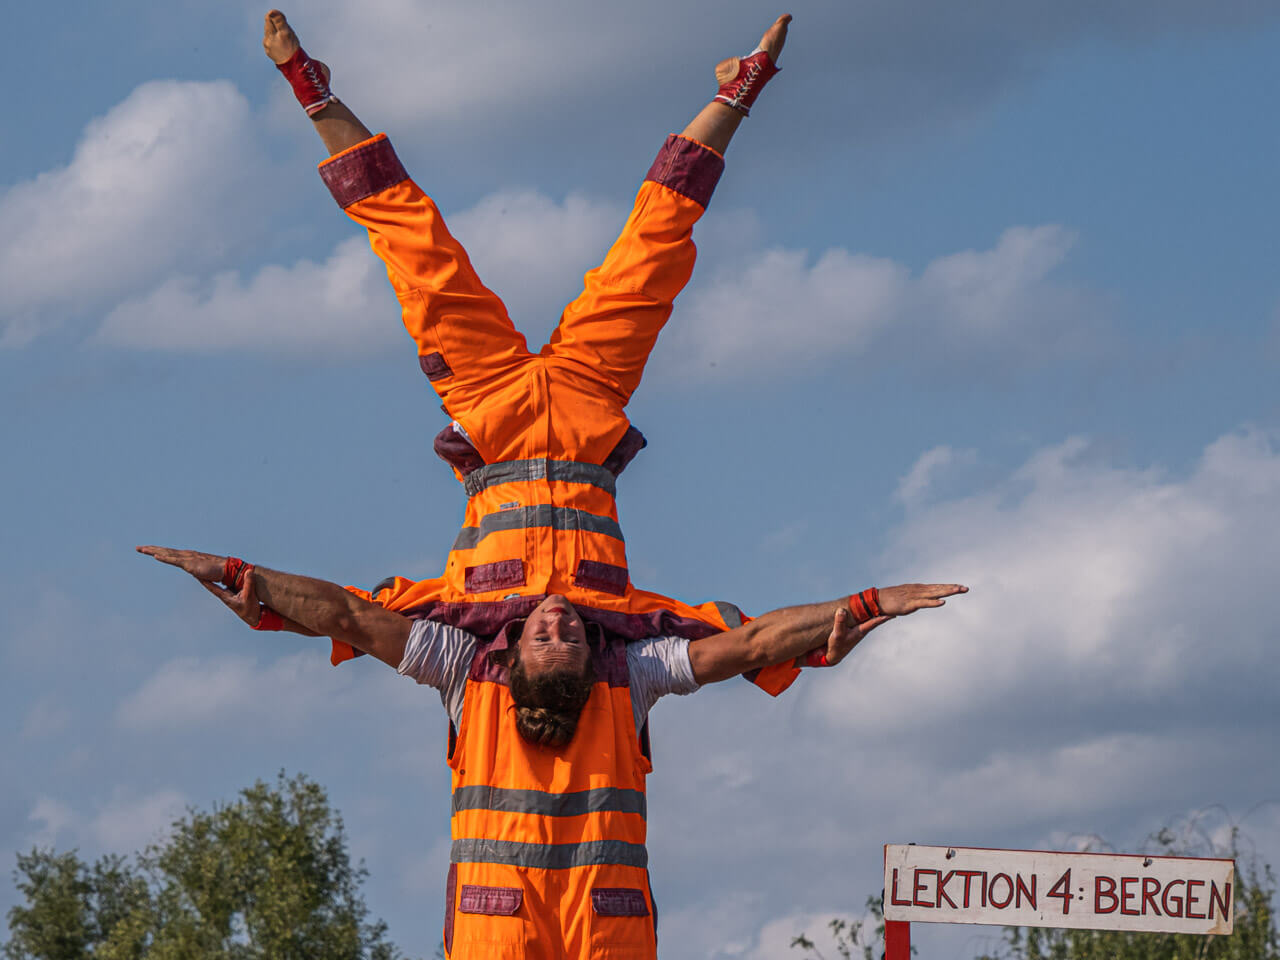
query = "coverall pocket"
xmin=588 ymin=887 xmax=654 ymax=958
xmin=449 ymin=884 xmax=527 ymax=959
xmin=464 ymin=559 xmax=527 ymax=594
xmin=460 ymin=884 xmax=524 ymax=915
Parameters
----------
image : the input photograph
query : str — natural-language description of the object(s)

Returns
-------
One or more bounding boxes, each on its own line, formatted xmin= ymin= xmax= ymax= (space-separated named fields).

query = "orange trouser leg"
xmin=542 ymin=135 xmax=726 ymax=405
xmin=318 ymin=134 xmax=533 ymax=423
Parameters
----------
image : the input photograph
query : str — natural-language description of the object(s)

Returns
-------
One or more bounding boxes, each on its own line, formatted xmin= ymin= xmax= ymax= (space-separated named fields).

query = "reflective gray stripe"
xmin=713 ymin=601 xmax=746 ymax=628
xmin=452 ymin=785 xmax=646 ymax=818
xmin=451 ymin=838 xmax=648 ymax=870
xmin=464 ymin=460 xmax=617 ymax=499
xmin=452 ymin=506 xmax=623 ymax=552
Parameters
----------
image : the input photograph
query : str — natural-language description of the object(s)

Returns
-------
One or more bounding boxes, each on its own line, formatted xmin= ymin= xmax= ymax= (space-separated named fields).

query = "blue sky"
xmin=3 ymin=2 xmax=1279 ymax=957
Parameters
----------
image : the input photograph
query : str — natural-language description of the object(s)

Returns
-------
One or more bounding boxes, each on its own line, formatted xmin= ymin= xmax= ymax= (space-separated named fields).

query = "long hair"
xmin=506 ymin=638 xmax=597 ymax=748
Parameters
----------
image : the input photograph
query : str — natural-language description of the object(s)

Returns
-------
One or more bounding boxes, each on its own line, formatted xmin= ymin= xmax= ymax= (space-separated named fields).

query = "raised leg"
xmin=264 ymin=11 xmax=373 ymax=155
xmin=682 ymin=14 xmax=790 ymax=154
xmin=542 ymin=15 xmax=790 ymax=404
xmin=266 ymin=10 xmax=532 ymax=422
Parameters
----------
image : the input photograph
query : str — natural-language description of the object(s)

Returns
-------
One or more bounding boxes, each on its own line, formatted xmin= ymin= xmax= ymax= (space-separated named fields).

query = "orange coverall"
xmin=318 ymin=132 xmax=798 ymax=696
xmin=444 ymin=624 xmax=657 ymax=959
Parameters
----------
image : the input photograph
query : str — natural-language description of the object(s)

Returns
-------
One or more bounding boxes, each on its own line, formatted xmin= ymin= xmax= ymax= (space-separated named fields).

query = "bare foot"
xmin=263 ymin=9 xmax=302 ymax=65
xmin=716 ymin=14 xmax=792 ymax=85
xmin=757 ymin=14 xmax=792 ymax=63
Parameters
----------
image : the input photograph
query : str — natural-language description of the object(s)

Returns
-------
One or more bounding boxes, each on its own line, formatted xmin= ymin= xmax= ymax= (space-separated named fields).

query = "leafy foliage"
xmin=4 ymin=773 xmax=413 ymax=960
xmin=791 ymin=896 xmax=899 ymax=960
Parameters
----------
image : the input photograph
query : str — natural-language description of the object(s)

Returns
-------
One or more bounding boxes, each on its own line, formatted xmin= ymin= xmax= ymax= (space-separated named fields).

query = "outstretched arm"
xmin=136 ymin=546 xmax=412 ymax=668
xmin=687 ymin=583 xmax=966 ymax=685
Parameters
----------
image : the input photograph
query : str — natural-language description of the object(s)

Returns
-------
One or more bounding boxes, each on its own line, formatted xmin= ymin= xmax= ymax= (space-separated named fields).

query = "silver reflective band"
xmin=463 ymin=459 xmax=618 ymax=499
xmin=713 ymin=600 xmax=746 ymax=628
xmin=452 ymin=506 xmax=624 ymax=552
xmin=451 ymin=838 xmax=649 ymax=870
xmin=452 ymin=785 xmax=646 ymax=819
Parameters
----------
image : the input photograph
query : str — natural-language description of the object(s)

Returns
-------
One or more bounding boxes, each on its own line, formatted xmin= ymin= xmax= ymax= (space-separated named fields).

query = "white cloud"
xmin=115 ymin=646 xmax=435 ymax=739
xmin=0 ymin=81 xmax=266 ymax=341
xmin=26 ymin=797 xmax=77 ymax=849
xmin=639 ymin=426 xmax=1280 ymax=960
xmin=895 ymin=445 xmax=977 ymax=506
xmin=816 ymin=428 xmax=1280 ymax=738
xmin=89 ymin=184 xmax=1084 ymax=372
xmin=916 ymin=225 xmax=1077 ymax=334
xmin=661 ymin=894 xmax=879 ymax=960
xmin=270 ymin=2 xmax=673 ymax=133
xmin=116 ymin=651 xmax=353 ymax=733
xmin=267 ymin=0 xmax=1279 ymax=152
xmin=448 ymin=189 xmax=625 ymax=341
xmin=96 ymin=188 xmax=624 ymax=353
xmin=910 ymin=732 xmax=1216 ymax=833
xmin=657 ymin=891 xmax=766 ymax=959
xmin=742 ymin=908 xmax=880 ymax=960
xmin=659 ymin=225 xmax=1081 ymax=379
xmin=21 ymin=789 xmax=188 ymax=856
xmin=96 ymin=236 xmax=397 ymax=352
xmin=88 ymin=789 xmax=188 ymax=853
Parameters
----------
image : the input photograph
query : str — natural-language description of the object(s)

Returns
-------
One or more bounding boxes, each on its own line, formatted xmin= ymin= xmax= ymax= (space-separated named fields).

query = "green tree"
xmin=4 ymin=852 xmax=148 ymax=960
xmin=791 ymin=896 xmax=897 ymax=960
xmin=5 ymin=773 xmax=414 ymax=960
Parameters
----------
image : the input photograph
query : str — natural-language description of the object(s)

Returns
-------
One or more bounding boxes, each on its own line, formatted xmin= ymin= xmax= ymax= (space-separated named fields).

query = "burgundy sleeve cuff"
xmin=318 ymin=133 xmax=409 ymax=209
xmin=644 ymin=134 xmax=725 ymax=208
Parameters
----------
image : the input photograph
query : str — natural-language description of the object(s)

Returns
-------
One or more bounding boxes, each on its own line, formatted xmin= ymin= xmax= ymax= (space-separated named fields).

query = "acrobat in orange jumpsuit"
xmin=316 ymin=129 xmax=799 ymax=696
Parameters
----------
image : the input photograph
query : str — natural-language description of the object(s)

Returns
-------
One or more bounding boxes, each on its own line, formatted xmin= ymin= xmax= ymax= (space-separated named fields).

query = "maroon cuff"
xmin=318 ymin=135 xmax=409 ymax=209
xmin=644 ymin=134 xmax=725 ymax=208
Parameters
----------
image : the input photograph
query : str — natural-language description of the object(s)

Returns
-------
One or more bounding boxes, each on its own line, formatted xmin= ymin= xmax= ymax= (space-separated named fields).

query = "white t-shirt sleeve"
xmin=397 ymin=619 xmax=477 ymax=729
xmin=626 ymin=635 xmax=699 ymax=731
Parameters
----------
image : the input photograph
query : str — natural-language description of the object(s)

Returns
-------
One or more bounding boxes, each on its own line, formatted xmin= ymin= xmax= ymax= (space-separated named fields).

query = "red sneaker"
xmin=713 ymin=49 xmax=780 ymax=116
xmin=276 ymin=47 xmax=337 ymax=116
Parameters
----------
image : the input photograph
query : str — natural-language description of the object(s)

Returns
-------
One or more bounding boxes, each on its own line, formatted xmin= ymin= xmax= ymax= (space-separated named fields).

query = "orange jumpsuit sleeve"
xmin=317 ymin=134 xmax=533 ymax=422
xmin=543 ymin=135 xmax=725 ymax=405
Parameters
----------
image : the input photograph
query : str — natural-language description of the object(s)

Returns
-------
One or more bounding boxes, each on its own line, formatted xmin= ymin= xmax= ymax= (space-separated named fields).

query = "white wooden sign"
xmin=883 ymin=844 xmax=1233 ymax=936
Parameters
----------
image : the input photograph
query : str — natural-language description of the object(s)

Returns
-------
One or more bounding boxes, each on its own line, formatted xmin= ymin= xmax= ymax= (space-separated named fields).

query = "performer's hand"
xmin=198 ymin=568 xmax=265 ymax=628
xmin=819 ymin=608 xmax=891 ymax=668
xmin=136 ymin=545 xmax=225 ymax=581
xmin=877 ymin=582 xmax=967 ymax=616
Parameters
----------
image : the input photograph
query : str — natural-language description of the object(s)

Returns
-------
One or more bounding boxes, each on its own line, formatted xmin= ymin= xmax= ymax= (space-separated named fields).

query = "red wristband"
xmin=254 ymin=607 xmax=284 ymax=631
xmin=223 ymin=557 xmax=249 ymax=592
xmin=804 ymin=649 xmax=829 ymax=668
xmin=847 ymin=587 xmax=881 ymax=621
xmin=276 ymin=47 xmax=337 ymax=116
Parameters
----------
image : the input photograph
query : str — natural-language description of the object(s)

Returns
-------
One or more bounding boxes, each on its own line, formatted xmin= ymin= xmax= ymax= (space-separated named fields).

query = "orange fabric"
xmin=322 ymin=134 xmax=800 ymax=696
xmin=445 ymin=648 xmax=655 ymax=959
